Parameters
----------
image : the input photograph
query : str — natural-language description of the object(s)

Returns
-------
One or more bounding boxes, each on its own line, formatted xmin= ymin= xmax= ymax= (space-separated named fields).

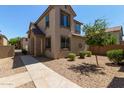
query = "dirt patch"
xmin=36 ymin=55 xmax=124 ymax=88
xmin=0 ymin=51 xmax=27 ymax=78
xmin=17 ymin=81 xmax=35 ymax=88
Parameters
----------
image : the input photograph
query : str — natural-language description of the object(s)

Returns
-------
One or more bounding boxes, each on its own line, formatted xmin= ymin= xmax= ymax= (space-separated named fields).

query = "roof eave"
xmin=35 ymin=5 xmax=53 ymax=24
xmin=74 ymin=20 xmax=83 ymax=25
xmin=72 ymin=33 xmax=86 ymax=38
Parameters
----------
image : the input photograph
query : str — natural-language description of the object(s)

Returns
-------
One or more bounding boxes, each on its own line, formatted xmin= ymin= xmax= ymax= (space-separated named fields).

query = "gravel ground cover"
xmin=36 ymin=55 xmax=124 ymax=88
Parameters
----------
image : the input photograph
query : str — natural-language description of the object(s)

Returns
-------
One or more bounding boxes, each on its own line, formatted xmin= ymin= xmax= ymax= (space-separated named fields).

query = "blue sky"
xmin=0 ymin=5 xmax=124 ymax=39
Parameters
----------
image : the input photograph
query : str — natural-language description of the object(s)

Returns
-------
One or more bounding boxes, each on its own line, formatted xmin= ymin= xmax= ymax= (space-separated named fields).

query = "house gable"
xmin=35 ymin=5 xmax=76 ymax=25
xmin=35 ymin=5 xmax=54 ymax=24
xmin=59 ymin=5 xmax=76 ymax=17
xmin=67 ymin=5 xmax=76 ymax=17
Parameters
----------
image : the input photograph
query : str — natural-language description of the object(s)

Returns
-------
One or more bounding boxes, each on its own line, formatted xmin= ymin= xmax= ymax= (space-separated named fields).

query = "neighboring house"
xmin=105 ymin=26 xmax=123 ymax=44
xmin=0 ymin=34 xmax=8 ymax=46
xmin=28 ymin=5 xmax=86 ymax=59
xmin=14 ymin=41 xmax=21 ymax=49
xmin=21 ymin=37 xmax=28 ymax=50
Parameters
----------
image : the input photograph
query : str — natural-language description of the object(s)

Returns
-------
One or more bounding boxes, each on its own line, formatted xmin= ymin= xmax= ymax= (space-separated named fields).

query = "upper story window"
xmin=60 ymin=11 xmax=70 ymax=28
xmin=75 ymin=24 xmax=81 ymax=33
xmin=45 ymin=15 xmax=49 ymax=27
xmin=64 ymin=5 xmax=67 ymax=9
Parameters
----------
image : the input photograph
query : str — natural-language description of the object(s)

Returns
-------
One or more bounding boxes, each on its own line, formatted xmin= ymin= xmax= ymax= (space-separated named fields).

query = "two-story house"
xmin=28 ymin=5 xmax=86 ymax=59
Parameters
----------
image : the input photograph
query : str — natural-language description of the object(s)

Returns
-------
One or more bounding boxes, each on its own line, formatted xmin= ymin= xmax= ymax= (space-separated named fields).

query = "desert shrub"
xmin=79 ymin=51 xmax=86 ymax=58
xmin=107 ymin=49 xmax=124 ymax=64
xmin=68 ymin=53 xmax=76 ymax=61
xmin=22 ymin=49 xmax=27 ymax=55
xmin=85 ymin=51 xmax=92 ymax=57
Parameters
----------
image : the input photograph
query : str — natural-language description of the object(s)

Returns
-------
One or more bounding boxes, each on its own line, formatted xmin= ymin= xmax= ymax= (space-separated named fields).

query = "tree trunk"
xmin=95 ymin=55 xmax=99 ymax=66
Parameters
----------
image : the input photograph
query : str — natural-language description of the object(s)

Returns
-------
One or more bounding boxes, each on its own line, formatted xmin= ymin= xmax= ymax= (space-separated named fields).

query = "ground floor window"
xmin=61 ymin=36 xmax=70 ymax=49
xmin=45 ymin=37 xmax=51 ymax=48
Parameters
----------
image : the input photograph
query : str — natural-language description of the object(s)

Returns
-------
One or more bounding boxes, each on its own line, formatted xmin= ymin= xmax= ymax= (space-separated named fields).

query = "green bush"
xmin=68 ymin=53 xmax=76 ymax=61
xmin=85 ymin=51 xmax=92 ymax=57
xmin=79 ymin=51 xmax=86 ymax=58
xmin=107 ymin=49 xmax=124 ymax=64
xmin=22 ymin=49 xmax=28 ymax=55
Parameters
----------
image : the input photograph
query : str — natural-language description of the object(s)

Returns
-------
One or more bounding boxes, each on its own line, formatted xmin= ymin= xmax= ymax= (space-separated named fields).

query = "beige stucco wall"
xmin=51 ymin=5 xmax=76 ymax=58
xmin=0 ymin=46 xmax=15 ymax=59
xmin=28 ymin=31 xmax=35 ymax=55
xmin=28 ymin=38 xmax=31 ymax=54
xmin=37 ymin=7 xmax=56 ymax=58
xmin=71 ymin=35 xmax=86 ymax=55
xmin=34 ymin=35 xmax=43 ymax=56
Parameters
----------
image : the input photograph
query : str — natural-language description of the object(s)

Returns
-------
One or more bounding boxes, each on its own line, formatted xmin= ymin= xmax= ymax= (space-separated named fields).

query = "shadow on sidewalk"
xmin=107 ymin=77 xmax=124 ymax=88
xmin=12 ymin=50 xmax=25 ymax=69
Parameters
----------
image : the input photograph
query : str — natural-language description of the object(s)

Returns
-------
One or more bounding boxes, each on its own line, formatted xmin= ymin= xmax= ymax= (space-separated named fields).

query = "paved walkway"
xmin=0 ymin=72 xmax=32 ymax=88
xmin=21 ymin=55 xmax=81 ymax=88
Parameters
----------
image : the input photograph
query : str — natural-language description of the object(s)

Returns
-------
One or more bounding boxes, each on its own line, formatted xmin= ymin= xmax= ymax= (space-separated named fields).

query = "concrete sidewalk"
xmin=0 ymin=72 xmax=32 ymax=88
xmin=21 ymin=55 xmax=81 ymax=88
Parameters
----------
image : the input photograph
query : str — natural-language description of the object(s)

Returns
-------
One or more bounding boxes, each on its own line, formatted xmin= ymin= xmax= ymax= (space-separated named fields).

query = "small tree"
xmin=83 ymin=19 xmax=116 ymax=66
xmin=9 ymin=37 xmax=21 ymax=45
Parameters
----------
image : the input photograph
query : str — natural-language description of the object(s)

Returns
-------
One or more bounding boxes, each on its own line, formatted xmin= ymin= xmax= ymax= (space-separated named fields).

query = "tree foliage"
xmin=9 ymin=37 xmax=21 ymax=45
xmin=103 ymin=33 xmax=117 ymax=45
xmin=83 ymin=19 xmax=116 ymax=46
